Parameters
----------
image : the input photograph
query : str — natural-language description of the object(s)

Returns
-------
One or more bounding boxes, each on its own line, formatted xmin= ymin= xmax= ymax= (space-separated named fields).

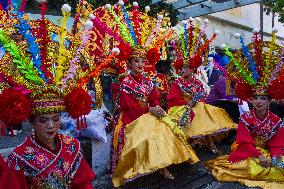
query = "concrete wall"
xmin=203 ymin=3 xmax=284 ymax=49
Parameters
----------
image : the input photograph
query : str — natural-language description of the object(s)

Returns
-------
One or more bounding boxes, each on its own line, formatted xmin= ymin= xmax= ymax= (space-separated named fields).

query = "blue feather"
xmin=121 ymin=5 xmax=138 ymax=46
xmin=239 ymin=36 xmax=259 ymax=81
xmin=184 ymin=23 xmax=189 ymax=59
xmin=0 ymin=0 xmax=10 ymax=11
xmin=14 ymin=13 xmax=46 ymax=81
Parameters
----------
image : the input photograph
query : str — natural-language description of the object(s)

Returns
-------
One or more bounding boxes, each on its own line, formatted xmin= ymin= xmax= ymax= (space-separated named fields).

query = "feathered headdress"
xmin=0 ymin=0 xmax=119 ymax=129
xmin=223 ymin=27 xmax=284 ymax=100
xmin=98 ymin=1 xmax=172 ymax=74
xmin=172 ymin=17 xmax=218 ymax=72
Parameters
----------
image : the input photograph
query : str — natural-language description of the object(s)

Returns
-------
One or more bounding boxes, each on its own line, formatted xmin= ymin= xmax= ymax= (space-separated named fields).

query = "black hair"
xmin=155 ymin=59 xmax=172 ymax=74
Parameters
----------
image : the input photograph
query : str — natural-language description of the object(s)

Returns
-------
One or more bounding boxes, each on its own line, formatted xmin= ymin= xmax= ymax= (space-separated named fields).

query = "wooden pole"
xmin=260 ymin=0 xmax=264 ymax=40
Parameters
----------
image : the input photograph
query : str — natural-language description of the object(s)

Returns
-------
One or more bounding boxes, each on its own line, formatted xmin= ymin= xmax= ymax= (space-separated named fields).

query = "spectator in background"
xmin=208 ymin=54 xmax=230 ymax=86
xmin=206 ymin=75 xmax=240 ymax=123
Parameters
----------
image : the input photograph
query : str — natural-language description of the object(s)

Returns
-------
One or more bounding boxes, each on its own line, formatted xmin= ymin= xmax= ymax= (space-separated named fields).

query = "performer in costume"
xmin=206 ymin=29 xmax=284 ymax=189
xmin=0 ymin=1 xmax=104 ymax=188
xmin=111 ymin=47 xmax=199 ymax=187
xmin=102 ymin=2 xmax=199 ymax=187
xmin=167 ymin=18 xmax=236 ymax=154
xmin=206 ymin=74 xmax=240 ymax=123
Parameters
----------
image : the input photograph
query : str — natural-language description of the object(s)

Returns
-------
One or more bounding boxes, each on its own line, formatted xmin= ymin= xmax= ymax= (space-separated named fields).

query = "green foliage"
xmin=264 ymin=0 xmax=284 ymax=23
xmin=28 ymin=0 xmax=178 ymax=26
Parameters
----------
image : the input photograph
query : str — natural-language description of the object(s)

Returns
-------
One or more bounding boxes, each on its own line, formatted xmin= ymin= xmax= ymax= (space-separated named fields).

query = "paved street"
xmin=92 ymin=142 xmax=259 ymax=189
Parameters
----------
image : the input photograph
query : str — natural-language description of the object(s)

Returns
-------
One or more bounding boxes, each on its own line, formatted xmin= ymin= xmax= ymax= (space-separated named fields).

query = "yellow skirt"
xmin=206 ymin=152 xmax=284 ymax=189
xmin=112 ymin=113 xmax=199 ymax=187
xmin=168 ymin=102 xmax=236 ymax=139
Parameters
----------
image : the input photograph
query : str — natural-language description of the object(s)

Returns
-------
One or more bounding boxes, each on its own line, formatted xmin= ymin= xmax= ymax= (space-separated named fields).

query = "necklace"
xmin=130 ymin=74 xmax=143 ymax=85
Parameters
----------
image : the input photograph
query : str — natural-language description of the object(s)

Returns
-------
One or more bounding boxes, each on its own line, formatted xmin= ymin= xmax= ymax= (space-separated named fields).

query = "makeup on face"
xmin=33 ymin=113 xmax=61 ymax=141
xmin=129 ymin=57 xmax=146 ymax=74
xmin=181 ymin=66 xmax=194 ymax=78
xmin=251 ymin=96 xmax=270 ymax=112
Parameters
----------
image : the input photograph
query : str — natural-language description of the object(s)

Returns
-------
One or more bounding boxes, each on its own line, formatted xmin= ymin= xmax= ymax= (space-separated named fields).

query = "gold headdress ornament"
xmin=223 ymin=27 xmax=284 ymax=100
xmin=130 ymin=47 xmax=147 ymax=58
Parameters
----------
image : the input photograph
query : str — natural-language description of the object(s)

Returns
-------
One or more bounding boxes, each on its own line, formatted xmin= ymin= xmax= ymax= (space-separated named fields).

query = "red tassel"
xmin=77 ymin=117 xmax=80 ymax=130
xmin=81 ymin=117 xmax=84 ymax=129
xmin=83 ymin=116 xmax=87 ymax=129
xmin=0 ymin=121 xmax=5 ymax=136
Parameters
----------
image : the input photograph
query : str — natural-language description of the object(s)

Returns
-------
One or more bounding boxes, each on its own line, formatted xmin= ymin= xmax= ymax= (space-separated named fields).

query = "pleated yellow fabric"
xmin=168 ymin=102 xmax=236 ymax=138
xmin=112 ymin=113 xmax=199 ymax=187
xmin=206 ymin=154 xmax=284 ymax=189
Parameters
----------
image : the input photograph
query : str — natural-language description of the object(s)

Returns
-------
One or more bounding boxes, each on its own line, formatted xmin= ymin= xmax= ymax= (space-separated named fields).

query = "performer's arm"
xmin=268 ymin=122 xmax=284 ymax=158
xmin=228 ymin=120 xmax=261 ymax=163
xmin=71 ymin=158 xmax=95 ymax=189
xmin=167 ymin=83 xmax=186 ymax=109
xmin=5 ymin=154 xmax=29 ymax=189
xmin=148 ymin=88 xmax=162 ymax=107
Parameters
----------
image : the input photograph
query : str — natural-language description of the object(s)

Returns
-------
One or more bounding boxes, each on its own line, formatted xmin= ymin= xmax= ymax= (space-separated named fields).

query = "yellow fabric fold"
xmin=206 ymin=152 xmax=284 ymax=189
xmin=112 ymin=113 xmax=199 ymax=187
xmin=113 ymin=114 xmax=124 ymax=151
xmin=168 ymin=102 xmax=236 ymax=139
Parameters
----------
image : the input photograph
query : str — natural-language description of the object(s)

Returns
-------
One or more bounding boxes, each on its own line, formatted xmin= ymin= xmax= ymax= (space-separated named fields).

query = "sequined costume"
xmin=206 ymin=111 xmax=284 ymax=188
xmin=167 ymin=77 xmax=236 ymax=139
xmin=110 ymin=74 xmax=198 ymax=187
xmin=7 ymin=134 xmax=95 ymax=189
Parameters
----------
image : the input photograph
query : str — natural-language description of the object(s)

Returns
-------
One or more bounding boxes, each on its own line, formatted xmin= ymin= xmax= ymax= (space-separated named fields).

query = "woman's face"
xmin=128 ymin=57 xmax=146 ymax=75
xmin=33 ymin=113 xmax=61 ymax=142
xmin=181 ymin=66 xmax=194 ymax=78
xmin=251 ymin=96 xmax=270 ymax=113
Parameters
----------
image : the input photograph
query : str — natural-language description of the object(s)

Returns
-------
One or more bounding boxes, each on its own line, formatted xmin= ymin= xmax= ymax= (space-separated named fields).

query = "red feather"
xmin=65 ymin=88 xmax=92 ymax=119
xmin=0 ymin=88 xmax=31 ymax=126
xmin=269 ymin=80 xmax=284 ymax=100
xmin=117 ymin=42 xmax=132 ymax=61
xmin=146 ymin=47 xmax=160 ymax=65
xmin=235 ymin=82 xmax=252 ymax=100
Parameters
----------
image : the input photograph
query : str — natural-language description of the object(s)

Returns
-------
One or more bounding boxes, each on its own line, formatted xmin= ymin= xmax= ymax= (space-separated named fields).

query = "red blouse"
xmin=119 ymin=74 xmax=161 ymax=125
xmin=229 ymin=110 xmax=284 ymax=163
xmin=167 ymin=77 xmax=205 ymax=110
xmin=7 ymin=134 xmax=95 ymax=189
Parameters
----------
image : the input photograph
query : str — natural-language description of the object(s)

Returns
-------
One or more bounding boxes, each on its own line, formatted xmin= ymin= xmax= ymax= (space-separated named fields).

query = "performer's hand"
xmin=258 ymin=155 xmax=271 ymax=168
xmin=149 ymin=105 xmax=166 ymax=117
